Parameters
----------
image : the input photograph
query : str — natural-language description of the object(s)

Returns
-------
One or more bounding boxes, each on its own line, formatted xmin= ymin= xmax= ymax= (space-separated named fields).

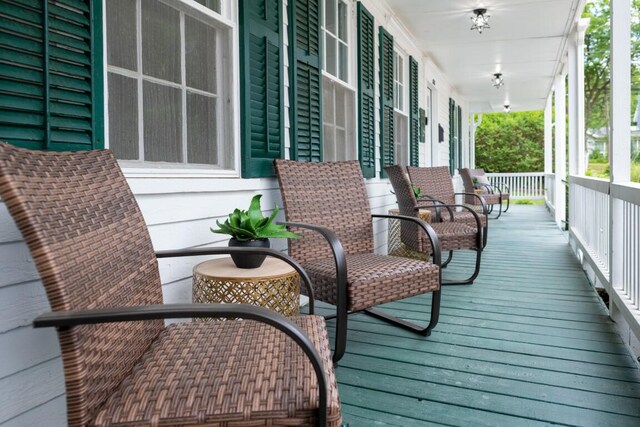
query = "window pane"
xmin=186 ymin=16 xmax=217 ymax=93
xmin=338 ymin=42 xmax=348 ymax=81
xmin=108 ymin=73 xmax=138 ymax=160
xmin=323 ymin=80 xmax=334 ymax=125
xmin=325 ymin=0 xmax=336 ymax=34
xmin=143 ymin=81 xmax=182 ymax=162
xmin=336 ymin=128 xmax=346 ymax=160
xmin=106 ymin=0 xmax=137 ymax=71
xmin=338 ymin=1 xmax=347 ymax=41
xmin=141 ymin=0 xmax=181 ymax=83
xmin=187 ymin=92 xmax=217 ymax=165
xmin=194 ymin=0 xmax=220 ymax=12
xmin=335 ymin=86 xmax=345 ymax=127
xmin=325 ymin=33 xmax=337 ymax=76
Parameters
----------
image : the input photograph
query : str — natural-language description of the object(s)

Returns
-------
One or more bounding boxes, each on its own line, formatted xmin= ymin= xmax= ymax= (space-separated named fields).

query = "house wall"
xmin=0 ymin=0 xmax=467 ymax=424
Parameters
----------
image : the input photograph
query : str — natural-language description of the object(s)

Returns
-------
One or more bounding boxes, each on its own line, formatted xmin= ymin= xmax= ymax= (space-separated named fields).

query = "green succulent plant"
xmin=412 ymin=185 xmax=423 ymax=199
xmin=211 ymin=194 xmax=300 ymax=242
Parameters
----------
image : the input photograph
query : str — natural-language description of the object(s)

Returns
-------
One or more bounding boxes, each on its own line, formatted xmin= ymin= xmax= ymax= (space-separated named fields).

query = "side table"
xmin=193 ymin=257 xmax=300 ymax=316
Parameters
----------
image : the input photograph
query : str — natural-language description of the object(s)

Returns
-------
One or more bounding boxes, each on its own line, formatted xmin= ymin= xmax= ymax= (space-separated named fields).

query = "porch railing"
xmin=569 ymin=175 xmax=640 ymax=341
xmin=486 ymin=172 xmax=545 ymax=199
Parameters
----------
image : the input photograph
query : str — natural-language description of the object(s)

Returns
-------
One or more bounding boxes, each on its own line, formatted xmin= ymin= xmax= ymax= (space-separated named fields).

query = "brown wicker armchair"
xmin=407 ymin=166 xmax=489 ymax=248
xmin=0 ymin=143 xmax=341 ymax=427
xmin=460 ymin=167 xmax=510 ymax=215
xmin=275 ymin=159 xmax=441 ymax=364
xmin=386 ymin=165 xmax=482 ymax=285
xmin=459 ymin=168 xmax=507 ymax=219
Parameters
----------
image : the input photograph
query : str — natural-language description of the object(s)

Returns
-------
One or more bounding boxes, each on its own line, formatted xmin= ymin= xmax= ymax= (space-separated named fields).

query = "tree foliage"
xmin=475 ymin=111 xmax=545 ymax=173
xmin=583 ymin=0 xmax=640 ymax=134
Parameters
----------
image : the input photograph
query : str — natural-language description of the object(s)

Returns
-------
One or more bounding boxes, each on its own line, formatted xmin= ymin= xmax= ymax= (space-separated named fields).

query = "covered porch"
xmin=327 ymin=205 xmax=640 ymax=425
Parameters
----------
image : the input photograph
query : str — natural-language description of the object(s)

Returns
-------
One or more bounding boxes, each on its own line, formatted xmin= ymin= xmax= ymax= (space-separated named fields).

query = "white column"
xmin=568 ymin=30 xmax=579 ymax=176
xmin=544 ymin=96 xmax=553 ymax=174
xmin=554 ymin=74 xmax=567 ymax=228
xmin=609 ymin=0 xmax=631 ymax=307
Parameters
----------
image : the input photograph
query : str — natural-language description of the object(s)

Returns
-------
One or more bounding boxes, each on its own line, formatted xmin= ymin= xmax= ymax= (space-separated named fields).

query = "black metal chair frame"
xmin=282 ymin=215 xmax=442 ymax=364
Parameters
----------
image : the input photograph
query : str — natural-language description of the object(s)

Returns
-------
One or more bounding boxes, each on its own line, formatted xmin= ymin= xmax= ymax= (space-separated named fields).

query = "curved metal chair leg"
xmin=364 ymin=289 xmax=441 ymax=336
xmin=504 ymin=197 xmax=510 ymax=212
xmin=482 ymin=224 xmax=488 ymax=248
xmin=489 ymin=200 xmax=503 ymax=220
xmin=441 ymin=250 xmax=454 ymax=268
xmin=442 ymin=248 xmax=482 ymax=285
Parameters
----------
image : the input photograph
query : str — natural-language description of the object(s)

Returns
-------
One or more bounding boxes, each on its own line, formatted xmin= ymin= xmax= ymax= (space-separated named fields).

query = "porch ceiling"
xmin=385 ymin=0 xmax=585 ymax=113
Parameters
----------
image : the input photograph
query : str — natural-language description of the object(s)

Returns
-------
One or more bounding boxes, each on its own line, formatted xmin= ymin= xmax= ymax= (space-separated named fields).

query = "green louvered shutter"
xmin=409 ymin=56 xmax=419 ymax=167
xmin=0 ymin=0 xmax=103 ymax=150
xmin=448 ymin=97 xmax=455 ymax=174
xmin=379 ymin=26 xmax=393 ymax=178
xmin=457 ymin=105 xmax=463 ymax=169
xmin=357 ymin=2 xmax=375 ymax=178
xmin=289 ymin=0 xmax=322 ymax=162
xmin=239 ymin=0 xmax=284 ymax=178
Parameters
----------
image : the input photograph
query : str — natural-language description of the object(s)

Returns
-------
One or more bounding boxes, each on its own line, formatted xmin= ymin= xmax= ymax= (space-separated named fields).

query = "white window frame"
xmin=393 ymin=48 xmax=409 ymax=165
xmin=322 ymin=0 xmax=350 ymax=83
xmin=104 ymin=0 xmax=239 ymax=178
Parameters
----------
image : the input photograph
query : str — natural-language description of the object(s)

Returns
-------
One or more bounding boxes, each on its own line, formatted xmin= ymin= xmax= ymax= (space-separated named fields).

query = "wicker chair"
xmin=459 ymin=168 xmax=506 ymax=219
xmin=386 ymin=165 xmax=482 ymax=285
xmin=275 ymin=159 xmax=442 ymax=364
xmin=461 ymin=167 xmax=510 ymax=214
xmin=0 ymin=143 xmax=341 ymax=427
xmin=407 ymin=166 xmax=489 ymax=248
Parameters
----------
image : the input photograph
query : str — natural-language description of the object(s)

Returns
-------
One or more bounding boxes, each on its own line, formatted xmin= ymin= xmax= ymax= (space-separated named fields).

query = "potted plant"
xmin=211 ymin=194 xmax=299 ymax=268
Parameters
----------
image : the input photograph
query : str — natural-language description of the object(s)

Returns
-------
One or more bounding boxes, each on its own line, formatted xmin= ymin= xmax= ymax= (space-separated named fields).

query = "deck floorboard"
xmin=325 ymin=205 xmax=640 ymax=426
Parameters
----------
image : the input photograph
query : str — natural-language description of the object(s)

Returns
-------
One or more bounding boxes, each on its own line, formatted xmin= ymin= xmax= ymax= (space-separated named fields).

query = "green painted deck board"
xmin=331 ymin=205 xmax=640 ymax=426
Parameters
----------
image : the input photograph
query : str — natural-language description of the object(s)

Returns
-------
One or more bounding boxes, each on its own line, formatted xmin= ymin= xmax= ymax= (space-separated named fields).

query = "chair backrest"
xmin=385 ymin=165 xmax=422 ymax=252
xmin=458 ymin=168 xmax=476 ymax=204
xmin=275 ymin=159 xmax=374 ymax=262
xmin=0 ymin=143 xmax=164 ymax=425
xmin=406 ymin=166 xmax=456 ymax=205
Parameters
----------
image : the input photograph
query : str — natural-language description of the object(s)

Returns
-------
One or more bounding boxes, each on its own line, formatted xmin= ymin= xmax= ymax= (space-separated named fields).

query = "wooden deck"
xmin=319 ymin=205 xmax=640 ymax=426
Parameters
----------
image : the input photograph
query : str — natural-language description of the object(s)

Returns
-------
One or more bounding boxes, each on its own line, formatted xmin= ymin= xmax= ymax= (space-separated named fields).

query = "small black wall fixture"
xmin=438 ymin=124 xmax=444 ymax=143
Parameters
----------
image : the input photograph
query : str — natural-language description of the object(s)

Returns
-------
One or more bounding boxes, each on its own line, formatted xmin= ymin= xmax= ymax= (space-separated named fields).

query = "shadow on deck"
xmin=319 ymin=205 xmax=640 ymax=426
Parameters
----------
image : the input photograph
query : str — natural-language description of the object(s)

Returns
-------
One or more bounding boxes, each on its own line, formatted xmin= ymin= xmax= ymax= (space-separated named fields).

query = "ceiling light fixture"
xmin=503 ymin=104 xmax=511 ymax=113
xmin=471 ymin=8 xmax=490 ymax=34
xmin=492 ymin=73 xmax=504 ymax=89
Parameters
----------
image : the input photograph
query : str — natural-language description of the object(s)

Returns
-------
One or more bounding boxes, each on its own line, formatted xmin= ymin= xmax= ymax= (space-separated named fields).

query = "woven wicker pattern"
xmin=459 ymin=168 xmax=501 ymax=205
xmin=386 ymin=165 xmax=479 ymax=255
xmin=0 ymin=143 xmax=341 ymax=427
xmin=301 ymin=253 xmax=439 ymax=311
xmin=407 ymin=166 xmax=487 ymax=230
xmin=471 ymin=168 xmax=510 ymax=200
xmin=92 ymin=316 xmax=341 ymax=426
xmin=275 ymin=159 xmax=440 ymax=312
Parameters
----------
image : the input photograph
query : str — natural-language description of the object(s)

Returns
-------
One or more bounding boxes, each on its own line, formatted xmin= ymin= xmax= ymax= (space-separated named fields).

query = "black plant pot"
xmin=228 ymin=238 xmax=270 ymax=269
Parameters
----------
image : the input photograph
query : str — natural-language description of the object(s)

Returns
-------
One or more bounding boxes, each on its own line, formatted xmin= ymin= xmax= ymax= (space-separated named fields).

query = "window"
xmin=322 ymin=0 xmax=356 ymax=162
xmin=106 ymin=0 xmax=233 ymax=169
xmin=393 ymin=50 xmax=409 ymax=166
xmin=323 ymin=0 xmax=349 ymax=81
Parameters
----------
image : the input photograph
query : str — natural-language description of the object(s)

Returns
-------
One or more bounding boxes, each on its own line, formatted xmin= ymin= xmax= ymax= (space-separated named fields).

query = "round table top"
xmin=193 ymin=256 xmax=296 ymax=280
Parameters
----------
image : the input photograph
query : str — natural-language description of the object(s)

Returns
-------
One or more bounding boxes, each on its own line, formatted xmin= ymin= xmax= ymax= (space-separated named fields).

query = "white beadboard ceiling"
xmin=384 ymin=0 xmax=585 ymax=113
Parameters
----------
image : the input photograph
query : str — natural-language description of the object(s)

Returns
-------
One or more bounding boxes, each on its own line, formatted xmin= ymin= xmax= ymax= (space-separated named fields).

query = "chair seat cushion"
xmin=442 ymin=210 xmax=487 ymax=229
xmin=472 ymin=193 xmax=501 ymax=205
xmin=422 ymin=222 xmax=479 ymax=253
xmin=91 ymin=316 xmax=342 ymax=427
xmin=303 ymin=253 xmax=440 ymax=312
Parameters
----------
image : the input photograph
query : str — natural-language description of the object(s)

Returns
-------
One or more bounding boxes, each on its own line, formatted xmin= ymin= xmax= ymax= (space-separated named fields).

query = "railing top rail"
xmin=568 ymin=175 xmax=610 ymax=194
xmin=611 ymin=182 xmax=640 ymax=204
xmin=485 ymin=172 xmax=545 ymax=177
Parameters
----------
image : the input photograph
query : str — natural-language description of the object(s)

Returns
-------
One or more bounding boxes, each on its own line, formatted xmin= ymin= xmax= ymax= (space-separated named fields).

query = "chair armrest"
xmin=155 ymin=247 xmax=316 ymax=314
xmin=416 ymin=194 xmax=446 ymax=221
xmin=414 ymin=199 xmax=453 ymax=222
xmin=372 ymin=214 xmax=441 ymax=266
xmin=455 ymin=192 xmax=489 ymax=215
xmin=277 ymin=222 xmax=348 ymax=320
xmin=34 ymin=303 xmax=329 ymax=426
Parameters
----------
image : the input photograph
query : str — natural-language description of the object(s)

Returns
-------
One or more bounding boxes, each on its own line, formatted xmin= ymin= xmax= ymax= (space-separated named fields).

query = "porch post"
xmin=568 ymin=19 xmax=589 ymax=176
xmin=554 ymin=74 xmax=567 ymax=228
xmin=544 ymin=95 xmax=553 ymax=175
xmin=609 ymin=0 xmax=631 ymax=315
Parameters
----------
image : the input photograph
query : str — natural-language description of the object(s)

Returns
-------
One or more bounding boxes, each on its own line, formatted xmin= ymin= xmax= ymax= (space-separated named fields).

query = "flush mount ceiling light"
xmin=503 ymin=104 xmax=511 ymax=113
xmin=492 ymin=73 xmax=504 ymax=89
xmin=471 ymin=8 xmax=490 ymax=34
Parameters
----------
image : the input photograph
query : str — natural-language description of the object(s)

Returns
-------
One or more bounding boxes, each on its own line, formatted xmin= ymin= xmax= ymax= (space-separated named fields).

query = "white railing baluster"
xmin=486 ymin=172 xmax=546 ymax=199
